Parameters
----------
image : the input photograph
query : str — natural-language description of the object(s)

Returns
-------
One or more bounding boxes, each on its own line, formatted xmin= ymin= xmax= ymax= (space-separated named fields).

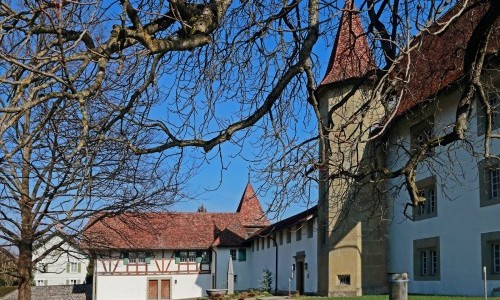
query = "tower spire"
xmin=319 ymin=0 xmax=375 ymax=86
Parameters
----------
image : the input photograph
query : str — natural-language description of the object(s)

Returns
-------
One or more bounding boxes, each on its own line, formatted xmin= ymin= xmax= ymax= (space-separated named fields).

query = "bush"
xmin=259 ymin=269 xmax=273 ymax=293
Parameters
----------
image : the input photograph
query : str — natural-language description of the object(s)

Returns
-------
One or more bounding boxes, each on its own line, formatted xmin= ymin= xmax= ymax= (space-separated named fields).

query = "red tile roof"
xmin=83 ymin=212 xmax=249 ymax=250
xmin=236 ymin=182 xmax=270 ymax=227
xmin=84 ymin=183 xmax=270 ymax=250
xmin=319 ymin=0 xmax=375 ymax=86
xmin=395 ymin=0 xmax=500 ymax=115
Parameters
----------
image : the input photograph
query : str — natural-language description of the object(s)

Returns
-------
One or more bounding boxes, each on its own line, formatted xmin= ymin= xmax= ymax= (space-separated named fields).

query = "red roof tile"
xmin=83 ymin=212 xmax=249 ymax=250
xmin=395 ymin=0 xmax=499 ymax=115
xmin=320 ymin=0 xmax=375 ymax=86
xmin=398 ymin=1 xmax=500 ymax=115
xmin=236 ymin=182 xmax=270 ymax=227
xmin=84 ymin=183 xmax=271 ymax=250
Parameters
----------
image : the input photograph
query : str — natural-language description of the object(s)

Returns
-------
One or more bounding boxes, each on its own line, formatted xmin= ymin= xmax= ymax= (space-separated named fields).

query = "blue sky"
xmin=168 ymin=45 xmax=333 ymax=223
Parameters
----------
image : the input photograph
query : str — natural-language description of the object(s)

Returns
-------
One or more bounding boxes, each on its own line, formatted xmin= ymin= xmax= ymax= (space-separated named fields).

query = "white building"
xmin=84 ymin=183 xmax=318 ymax=299
xmin=246 ymin=206 xmax=318 ymax=295
xmin=316 ymin=0 xmax=500 ymax=296
xmin=32 ymin=235 xmax=89 ymax=286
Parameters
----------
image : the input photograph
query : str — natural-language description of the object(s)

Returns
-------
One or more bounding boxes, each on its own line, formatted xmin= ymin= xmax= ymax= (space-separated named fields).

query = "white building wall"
xmin=95 ymin=249 xmax=212 ymax=300
xmin=95 ymin=273 xmax=211 ymax=300
xmin=213 ymin=247 xmax=252 ymax=292
xmin=248 ymin=219 xmax=317 ymax=294
xmin=33 ymin=236 xmax=89 ymax=286
xmin=387 ymin=86 xmax=500 ymax=295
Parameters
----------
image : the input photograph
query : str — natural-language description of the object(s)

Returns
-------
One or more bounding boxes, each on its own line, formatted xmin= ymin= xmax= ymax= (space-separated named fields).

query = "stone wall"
xmin=2 ymin=284 xmax=91 ymax=300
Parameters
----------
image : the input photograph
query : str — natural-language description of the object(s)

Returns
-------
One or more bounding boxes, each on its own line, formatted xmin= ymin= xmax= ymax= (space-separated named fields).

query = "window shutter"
xmin=238 ymin=249 xmax=246 ymax=261
xmin=78 ymin=262 xmax=81 ymax=273
xmin=123 ymin=258 xmax=129 ymax=265
xmin=66 ymin=263 xmax=70 ymax=273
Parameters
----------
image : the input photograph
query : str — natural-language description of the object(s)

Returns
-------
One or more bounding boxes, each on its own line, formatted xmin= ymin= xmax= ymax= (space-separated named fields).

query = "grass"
xmin=0 ymin=286 xmax=16 ymax=297
xmin=297 ymin=296 xmax=500 ymax=300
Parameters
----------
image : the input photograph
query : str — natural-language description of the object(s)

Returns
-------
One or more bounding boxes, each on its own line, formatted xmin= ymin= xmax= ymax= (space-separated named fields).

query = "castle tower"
xmin=316 ymin=0 xmax=388 ymax=296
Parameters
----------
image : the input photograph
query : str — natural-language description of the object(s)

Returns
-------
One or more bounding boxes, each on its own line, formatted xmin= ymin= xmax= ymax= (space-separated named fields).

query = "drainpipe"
xmin=211 ymin=249 xmax=217 ymax=289
xmin=269 ymin=235 xmax=278 ymax=295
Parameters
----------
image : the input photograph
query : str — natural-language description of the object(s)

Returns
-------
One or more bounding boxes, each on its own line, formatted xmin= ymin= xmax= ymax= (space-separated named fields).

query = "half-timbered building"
xmin=84 ymin=182 xmax=271 ymax=300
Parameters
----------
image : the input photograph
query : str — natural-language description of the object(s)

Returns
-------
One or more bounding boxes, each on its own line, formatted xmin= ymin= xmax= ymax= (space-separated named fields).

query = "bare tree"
xmin=0 ymin=0 xmax=498 ymax=299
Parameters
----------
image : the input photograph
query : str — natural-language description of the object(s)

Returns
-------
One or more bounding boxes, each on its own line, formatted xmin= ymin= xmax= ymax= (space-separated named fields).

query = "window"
xmin=230 ymin=249 xmax=236 ymax=261
xmin=256 ymin=239 xmax=259 ymax=251
xmin=69 ymin=262 xmax=78 ymax=273
xmin=410 ymin=117 xmax=434 ymax=154
xmin=491 ymin=169 xmax=500 ymax=199
xmin=179 ymin=251 xmax=188 ymax=262
xmin=413 ymin=237 xmax=440 ymax=281
xmin=234 ymin=274 xmax=238 ymax=283
xmin=130 ymin=252 xmax=147 ymax=264
xmin=267 ymin=236 xmax=271 ymax=248
xmin=287 ymin=230 xmax=292 ymax=244
xmin=296 ymin=225 xmax=302 ymax=241
xmin=261 ymin=238 xmax=265 ymax=250
xmin=188 ymin=252 xmax=196 ymax=262
xmin=238 ymin=248 xmax=246 ymax=261
xmin=279 ymin=231 xmax=283 ymax=245
xmin=477 ymin=93 xmax=500 ymax=135
xmin=481 ymin=231 xmax=500 ymax=280
xmin=338 ymin=274 xmax=351 ymax=286
xmin=200 ymin=251 xmax=210 ymax=263
xmin=413 ymin=176 xmax=437 ymax=220
xmin=307 ymin=220 xmax=314 ymax=238
xmin=36 ymin=280 xmax=47 ymax=286
xmin=175 ymin=251 xmax=203 ymax=263
xmin=479 ymin=158 xmax=500 ymax=207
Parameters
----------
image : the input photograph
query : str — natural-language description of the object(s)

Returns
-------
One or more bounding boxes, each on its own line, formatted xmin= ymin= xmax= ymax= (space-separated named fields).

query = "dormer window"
xmin=477 ymin=93 xmax=500 ymax=135
xmin=410 ymin=117 xmax=434 ymax=154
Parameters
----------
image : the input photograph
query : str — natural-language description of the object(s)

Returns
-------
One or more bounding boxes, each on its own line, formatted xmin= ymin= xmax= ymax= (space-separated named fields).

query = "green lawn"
xmin=298 ymin=296 xmax=500 ymax=300
xmin=0 ymin=286 xmax=16 ymax=297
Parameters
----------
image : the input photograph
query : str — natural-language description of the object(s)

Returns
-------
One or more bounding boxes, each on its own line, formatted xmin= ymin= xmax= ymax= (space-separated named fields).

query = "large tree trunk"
xmin=17 ymin=243 xmax=32 ymax=300
xmin=18 ymin=116 xmax=34 ymax=300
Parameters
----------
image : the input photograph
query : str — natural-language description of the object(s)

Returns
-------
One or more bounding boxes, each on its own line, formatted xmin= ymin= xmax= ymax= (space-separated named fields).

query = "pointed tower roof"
xmin=236 ymin=182 xmax=270 ymax=228
xmin=320 ymin=0 xmax=375 ymax=87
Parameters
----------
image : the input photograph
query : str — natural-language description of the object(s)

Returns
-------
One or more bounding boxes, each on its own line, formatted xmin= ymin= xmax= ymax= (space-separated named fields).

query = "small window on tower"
xmin=338 ymin=274 xmax=351 ymax=285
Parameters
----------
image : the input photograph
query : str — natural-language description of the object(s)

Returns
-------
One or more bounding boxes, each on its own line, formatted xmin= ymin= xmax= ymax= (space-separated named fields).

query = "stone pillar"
xmin=389 ymin=273 xmax=409 ymax=300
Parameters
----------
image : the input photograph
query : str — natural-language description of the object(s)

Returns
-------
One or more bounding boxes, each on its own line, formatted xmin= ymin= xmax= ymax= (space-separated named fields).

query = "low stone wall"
xmin=2 ymin=284 xmax=91 ymax=300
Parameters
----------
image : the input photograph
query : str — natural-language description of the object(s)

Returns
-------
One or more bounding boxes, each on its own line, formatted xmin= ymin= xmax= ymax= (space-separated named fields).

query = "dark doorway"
xmin=296 ymin=261 xmax=304 ymax=295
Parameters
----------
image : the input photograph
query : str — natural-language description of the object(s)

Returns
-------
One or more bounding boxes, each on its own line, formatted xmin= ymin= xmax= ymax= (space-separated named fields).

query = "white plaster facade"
xmin=32 ymin=236 xmax=89 ymax=286
xmin=247 ymin=215 xmax=318 ymax=294
xmin=94 ymin=249 xmax=212 ymax=300
xmin=91 ymin=213 xmax=318 ymax=299
xmin=387 ymin=82 xmax=500 ymax=295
